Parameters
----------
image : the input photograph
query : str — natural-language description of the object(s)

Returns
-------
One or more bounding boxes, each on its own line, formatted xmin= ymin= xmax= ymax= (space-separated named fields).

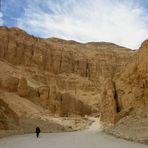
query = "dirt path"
xmin=0 ymin=118 xmax=147 ymax=148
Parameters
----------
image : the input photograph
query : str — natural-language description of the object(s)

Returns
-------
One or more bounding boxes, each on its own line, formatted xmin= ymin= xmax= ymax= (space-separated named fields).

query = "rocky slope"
xmin=0 ymin=26 xmax=134 ymax=135
xmin=100 ymin=40 xmax=148 ymax=144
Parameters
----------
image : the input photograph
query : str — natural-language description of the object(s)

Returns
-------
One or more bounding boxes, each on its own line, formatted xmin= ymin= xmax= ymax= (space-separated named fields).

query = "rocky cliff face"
xmin=0 ymin=26 xmax=134 ymax=132
xmin=100 ymin=40 xmax=148 ymax=144
xmin=115 ymin=40 xmax=148 ymax=111
xmin=100 ymin=40 xmax=148 ymax=125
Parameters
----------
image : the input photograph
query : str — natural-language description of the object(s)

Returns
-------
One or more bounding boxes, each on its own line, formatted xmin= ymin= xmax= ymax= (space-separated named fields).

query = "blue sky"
xmin=0 ymin=0 xmax=148 ymax=49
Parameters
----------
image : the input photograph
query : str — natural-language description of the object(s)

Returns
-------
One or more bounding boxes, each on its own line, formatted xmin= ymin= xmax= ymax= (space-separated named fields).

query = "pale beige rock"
xmin=100 ymin=79 xmax=117 ymax=125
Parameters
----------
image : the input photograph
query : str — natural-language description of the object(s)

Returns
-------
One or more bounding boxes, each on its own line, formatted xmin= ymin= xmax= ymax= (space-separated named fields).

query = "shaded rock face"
xmin=100 ymin=39 xmax=148 ymax=126
xmin=0 ymin=99 xmax=19 ymax=130
xmin=55 ymin=92 xmax=92 ymax=117
xmin=38 ymin=85 xmax=92 ymax=116
xmin=0 ymin=76 xmax=19 ymax=92
xmin=0 ymin=26 xmax=134 ymax=131
xmin=38 ymin=86 xmax=49 ymax=108
xmin=17 ymin=77 xmax=28 ymax=97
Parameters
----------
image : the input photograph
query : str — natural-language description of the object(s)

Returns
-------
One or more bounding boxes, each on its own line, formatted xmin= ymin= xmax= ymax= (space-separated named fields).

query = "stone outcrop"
xmin=100 ymin=79 xmax=117 ymax=125
xmin=55 ymin=92 xmax=92 ymax=117
xmin=114 ymin=40 xmax=148 ymax=111
xmin=17 ymin=77 xmax=28 ymax=97
xmin=38 ymin=86 xmax=49 ymax=108
xmin=0 ymin=98 xmax=19 ymax=130
xmin=0 ymin=91 xmax=86 ymax=137
xmin=114 ymin=40 xmax=148 ymax=116
xmin=100 ymin=40 xmax=148 ymax=144
xmin=38 ymin=85 xmax=92 ymax=116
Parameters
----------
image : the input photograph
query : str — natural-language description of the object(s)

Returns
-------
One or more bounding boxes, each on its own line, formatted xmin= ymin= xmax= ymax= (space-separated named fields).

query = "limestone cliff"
xmin=0 ymin=26 xmax=134 ymax=133
xmin=115 ymin=40 xmax=148 ymax=111
xmin=100 ymin=40 xmax=148 ymax=144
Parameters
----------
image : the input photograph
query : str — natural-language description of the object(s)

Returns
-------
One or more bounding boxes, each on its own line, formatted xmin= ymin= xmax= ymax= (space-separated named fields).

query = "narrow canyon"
xmin=0 ymin=26 xmax=148 ymax=145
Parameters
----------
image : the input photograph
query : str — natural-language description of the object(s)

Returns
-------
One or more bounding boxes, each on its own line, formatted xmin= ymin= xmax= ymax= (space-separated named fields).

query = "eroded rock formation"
xmin=17 ymin=77 xmax=28 ymax=97
xmin=0 ymin=26 xmax=134 ymax=134
xmin=100 ymin=79 xmax=117 ymax=125
xmin=114 ymin=40 xmax=148 ymax=111
xmin=100 ymin=40 xmax=148 ymax=144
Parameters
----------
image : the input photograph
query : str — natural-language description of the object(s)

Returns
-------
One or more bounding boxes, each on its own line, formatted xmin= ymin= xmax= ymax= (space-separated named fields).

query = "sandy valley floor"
xmin=0 ymin=118 xmax=147 ymax=148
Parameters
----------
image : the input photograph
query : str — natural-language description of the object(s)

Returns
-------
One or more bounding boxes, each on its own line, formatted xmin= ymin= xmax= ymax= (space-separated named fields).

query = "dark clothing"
xmin=36 ymin=132 xmax=39 ymax=138
xmin=35 ymin=127 xmax=41 ymax=138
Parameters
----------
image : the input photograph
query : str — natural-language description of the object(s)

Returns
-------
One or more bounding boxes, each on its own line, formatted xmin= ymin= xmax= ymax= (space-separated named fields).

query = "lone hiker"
xmin=35 ymin=127 xmax=41 ymax=138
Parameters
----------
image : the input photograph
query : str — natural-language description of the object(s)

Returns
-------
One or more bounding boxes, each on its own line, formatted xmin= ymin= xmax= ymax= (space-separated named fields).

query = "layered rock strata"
xmin=0 ymin=26 xmax=134 ymax=133
xmin=100 ymin=40 xmax=148 ymax=144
